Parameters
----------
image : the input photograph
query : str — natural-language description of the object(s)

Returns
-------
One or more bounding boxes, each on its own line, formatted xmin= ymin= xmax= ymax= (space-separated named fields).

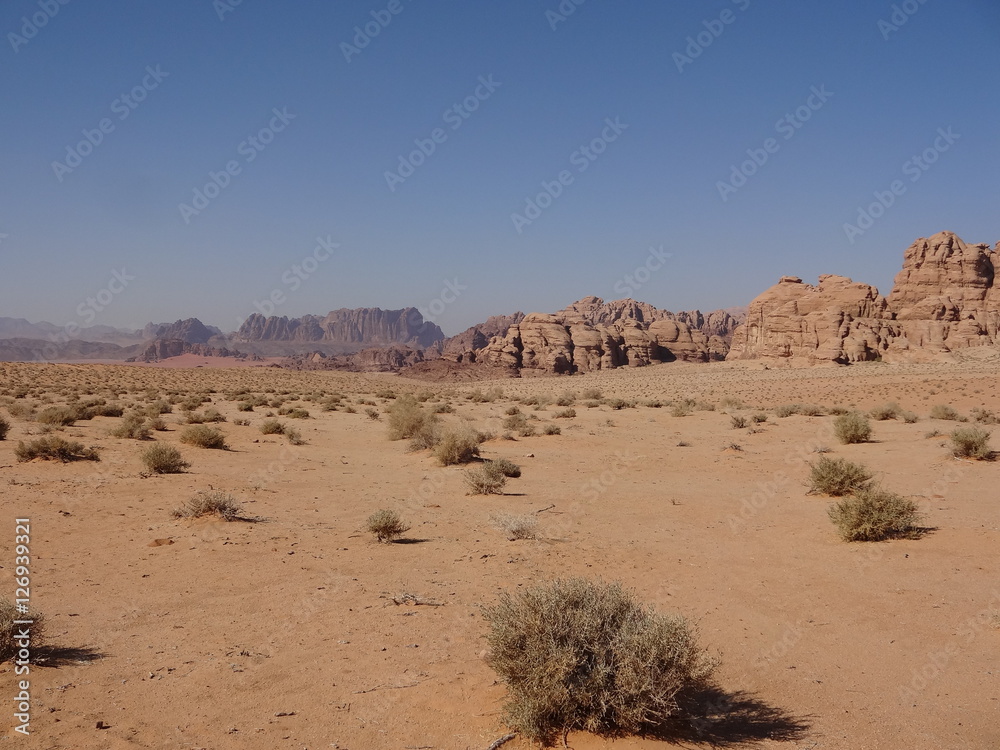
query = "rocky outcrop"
xmin=473 ymin=298 xmax=730 ymax=374
xmin=440 ymin=313 xmax=526 ymax=362
xmin=133 ymin=339 xmax=257 ymax=362
xmin=234 ymin=308 xmax=444 ymax=349
xmin=282 ymin=345 xmax=425 ymax=373
xmin=727 ymin=232 xmax=999 ymax=364
xmin=142 ymin=319 xmax=218 ymax=344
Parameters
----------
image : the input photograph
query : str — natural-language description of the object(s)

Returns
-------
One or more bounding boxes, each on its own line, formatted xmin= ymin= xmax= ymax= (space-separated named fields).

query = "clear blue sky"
xmin=2 ymin=0 xmax=998 ymax=336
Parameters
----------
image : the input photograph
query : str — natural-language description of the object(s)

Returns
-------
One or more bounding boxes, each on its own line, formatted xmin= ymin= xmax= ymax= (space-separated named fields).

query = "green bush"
xmin=950 ymin=427 xmax=992 ymax=460
xmin=833 ymin=412 xmax=872 ymax=444
xmin=15 ymin=436 xmax=99 ymax=462
xmin=179 ymin=425 xmax=228 ymax=450
xmin=365 ymin=509 xmax=410 ymax=542
xmin=828 ymin=486 xmax=922 ymax=541
xmin=141 ymin=444 xmax=190 ymax=474
xmin=809 ymin=456 xmax=873 ymax=496
xmin=483 ymin=578 xmax=715 ymax=746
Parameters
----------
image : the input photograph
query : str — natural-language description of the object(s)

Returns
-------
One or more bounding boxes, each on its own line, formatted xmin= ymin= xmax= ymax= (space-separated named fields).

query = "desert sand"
xmin=1 ymin=359 xmax=998 ymax=749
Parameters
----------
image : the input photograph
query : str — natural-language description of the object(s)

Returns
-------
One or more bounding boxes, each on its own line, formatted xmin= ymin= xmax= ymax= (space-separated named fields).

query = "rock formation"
xmin=282 ymin=345 xmax=425 ymax=373
xmin=727 ymin=232 xmax=999 ymax=364
xmin=142 ymin=318 xmax=218 ymax=344
xmin=440 ymin=313 xmax=526 ymax=362
xmin=234 ymin=308 xmax=444 ymax=350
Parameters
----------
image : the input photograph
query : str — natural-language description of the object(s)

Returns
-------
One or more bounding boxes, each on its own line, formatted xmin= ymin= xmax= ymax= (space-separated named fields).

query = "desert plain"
xmin=1 ymin=356 xmax=998 ymax=750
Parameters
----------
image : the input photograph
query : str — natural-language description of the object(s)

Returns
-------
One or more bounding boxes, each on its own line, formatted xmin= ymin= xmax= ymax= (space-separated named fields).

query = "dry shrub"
xmin=387 ymin=395 xmax=437 ymax=441
xmin=833 ymin=412 xmax=871 ymax=444
xmin=285 ymin=427 xmax=306 ymax=445
xmin=433 ymin=426 xmax=481 ymax=466
xmin=491 ymin=512 xmax=538 ymax=540
xmin=929 ymin=404 xmax=964 ymax=421
xmin=554 ymin=408 xmax=576 ymax=419
xmin=35 ymin=406 xmax=78 ymax=426
xmin=365 ymin=509 xmax=410 ymax=542
xmin=869 ymin=402 xmax=901 ymax=421
xmin=827 ymin=487 xmax=922 ymax=542
xmin=809 ymin=456 xmax=873 ymax=496
xmin=7 ymin=402 xmax=37 ymax=420
xmin=542 ymin=424 xmax=561 ymax=435
xmin=730 ymin=415 xmax=747 ymax=429
xmin=110 ymin=412 xmax=151 ymax=440
xmin=774 ymin=404 xmax=800 ymax=418
xmin=483 ymin=578 xmax=716 ymax=746
xmin=950 ymin=427 xmax=992 ymax=460
xmin=180 ymin=425 xmax=228 ymax=450
xmin=259 ymin=419 xmax=285 ymax=435
xmin=488 ymin=457 xmax=521 ymax=478
xmin=464 ymin=463 xmax=507 ymax=495
xmin=141 ymin=444 xmax=190 ymax=474
xmin=0 ymin=416 xmax=9 ymax=440
xmin=15 ymin=436 xmax=99 ymax=463
xmin=171 ymin=490 xmax=243 ymax=521
xmin=1 ymin=599 xmax=45 ymax=663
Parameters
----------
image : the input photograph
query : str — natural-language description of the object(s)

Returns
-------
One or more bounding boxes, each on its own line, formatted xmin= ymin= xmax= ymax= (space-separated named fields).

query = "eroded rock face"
xmin=440 ymin=313 xmax=525 ymax=363
xmin=727 ymin=232 xmax=999 ymax=364
xmin=474 ymin=298 xmax=732 ymax=374
xmin=235 ymin=308 xmax=444 ymax=348
xmin=142 ymin=318 xmax=217 ymax=344
xmin=283 ymin=345 xmax=425 ymax=372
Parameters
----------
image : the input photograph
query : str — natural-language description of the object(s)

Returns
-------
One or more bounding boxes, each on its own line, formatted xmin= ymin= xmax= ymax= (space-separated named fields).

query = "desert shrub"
xmin=179 ymin=425 xmax=228 ymax=450
xmin=141 ymin=444 xmax=190 ymax=474
xmin=365 ymin=509 xmax=409 ymax=542
xmin=798 ymin=404 xmax=825 ymax=416
xmin=433 ymin=426 xmax=481 ymax=466
xmin=554 ymin=408 xmax=576 ymax=419
xmin=259 ymin=419 xmax=285 ymax=435
xmin=555 ymin=392 xmax=576 ymax=407
xmin=605 ymin=398 xmax=628 ymax=411
xmin=15 ymin=436 xmax=99 ymax=462
xmin=542 ymin=424 xmax=561 ymax=435
xmin=827 ymin=486 xmax=922 ymax=541
xmin=483 ymin=578 xmax=716 ymax=746
xmin=581 ymin=388 xmax=602 ymax=400
xmin=719 ymin=396 xmax=743 ymax=409
xmin=491 ymin=512 xmax=538 ymax=540
xmin=950 ymin=427 xmax=992 ymax=460
xmin=278 ymin=407 xmax=310 ymax=419
xmin=237 ymin=401 xmax=255 ymax=412
xmin=375 ymin=389 xmax=396 ymax=400
xmin=365 ymin=407 xmax=380 ymax=421
xmin=901 ymin=411 xmax=919 ymax=423
xmin=869 ymin=402 xmax=901 ymax=421
xmin=232 ymin=418 xmax=250 ymax=426
xmin=971 ymin=407 xmax=999 ymax=425
xmin=583 ymin=400 xmax=601 ymax=408
xmin=774 ymin=404 xmax=800 ymax=418
xmin=488 ymin=458 xmax=522 ymax=478
xmin=193 ymin=408 xmax=227 ymax=423
xmin=930 ymin=404 xmax=963 ymax=421
xmin=35 ymin=406 xmax=78 ymax=426
xmin=503 ymin=413 xmax=529 ymax=431
xmin=7 ymin=402 xmax=36 ymax=420
xmin=110 ymin=412 xmax=151 ymax=440
xmin=809 ymin=456 xmax=873 ymax=496
xmin=464 ymin=463 xmax=507 ymax=495
xmin=432 ymin=403 xmax=454 ymax=413
xmin=505 ymin=406 xmax=521 ymax=416
xmin=387 ymin=395 xmax=436 ymax=440
xmin=285 ymin=427 xmax=305 ymax=445
xmin=833 ymin=412 xmax=871 ymax=444
xmin=518 ymin=423 xmax=538 ymax=437
xmin=1 ymin=598 xmax=45 ymax=663
xmin=641 ymin=399 xmax=663 ymax=408
xmin=730 ymin=415 xmax=747 ymax=429
xmin=407 ymin=418 xmax=441 ymax=450
xmin=751 ymin=413 xmax=768 ymax=424
xmin=150 ymin=417 xmax=168 ymax=432
xmin=171 ymin=491 xmax=243 ymax=521
xmin=343 ymin=405 xmax=357 ymax=414
xmin=670 ymin=403 xmax=692 ymax=417
xmin=0 ymin=417 xmax=8 ymax=440
xmin=520 ymin=395 xmax=540 ymax=406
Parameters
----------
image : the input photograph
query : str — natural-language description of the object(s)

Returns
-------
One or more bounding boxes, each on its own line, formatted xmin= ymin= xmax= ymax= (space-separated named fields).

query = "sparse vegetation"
xmin=387 ymin=395 xmax=437 ymax=441
xmin=869 ymin=402 xmax=901 ymax=421
xmin=833 ymin=412 xmax=872 ymax=444
xmin=542 ymin=424 xmax=561 ymax=435
xmin=483 ymin=578 xmax=716 ymax=746
xmin=554 ymin=408 xmax=576 ymax=419
xmin=827 ymin=486 xmax=923 ymax=542
xmin=433 ymin=426 xmax=481 ymax=466
xmin=15 ymin=436 xmax=100 ymax=462
xmin=364 ymin=407 xmax=380 ymax=421
xmin=285 ymin=427 xmax=305 ymax=445
xmin=730 ymin=415 xmax=748 ymax=429
xmin=0 ymin=416 xmax=8 ymax=440
xmin=1 ymin=598 xmax=45 ymax=663
xmin=110 ymin=411 xmax=152 ymax=440
xmin=179 ymin=425 xmax=228 ymax=450
xmin=259 ymin=419 xmax=285 ymax=435
xmin=464 ymin=463 xmax=507 ymax=495
xmin=930 ymin=404 xmax=964 ymax=421
xmin=488 ymin=458 xmax=522 ymax=478
xmin=141 ymin=444 xmax=190 ymax=474
xmin=365 ymin=509 xmax=410 ymax=542
xmin=809 ymin=456 xmax=873 ymax=496
xmin=491 ymin=512 xmax=538 ymax=540
xmin=171 ymin=491 xmax=244 ymax=521
xmin=950 ymin=427 xmax=992 ymax=460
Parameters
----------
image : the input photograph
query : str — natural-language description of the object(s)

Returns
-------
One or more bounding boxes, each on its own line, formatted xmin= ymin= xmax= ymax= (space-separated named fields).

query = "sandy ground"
xmin=1 ymin=359 xmax=998 ymax=749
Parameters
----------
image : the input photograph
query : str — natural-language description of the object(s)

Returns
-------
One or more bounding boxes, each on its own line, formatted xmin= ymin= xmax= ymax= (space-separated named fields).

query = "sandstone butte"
xmin=727 ymin=231 xmax=1000 ymax=364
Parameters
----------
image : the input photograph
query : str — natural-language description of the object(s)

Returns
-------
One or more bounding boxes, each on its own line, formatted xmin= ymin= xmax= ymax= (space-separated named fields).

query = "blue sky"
xmin=2 ymin=0 xmax=998 ymax=336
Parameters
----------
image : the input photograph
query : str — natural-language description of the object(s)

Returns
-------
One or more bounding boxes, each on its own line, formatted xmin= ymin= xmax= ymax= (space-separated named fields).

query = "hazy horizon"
xmin=3 ymin=1 xmax=999 ymax=336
